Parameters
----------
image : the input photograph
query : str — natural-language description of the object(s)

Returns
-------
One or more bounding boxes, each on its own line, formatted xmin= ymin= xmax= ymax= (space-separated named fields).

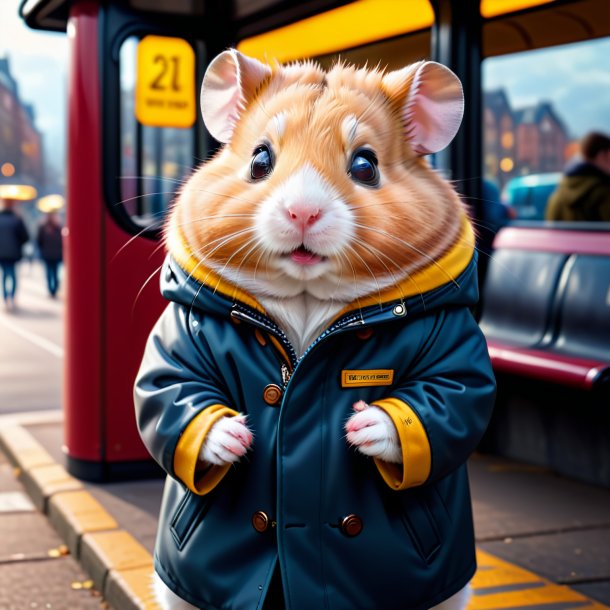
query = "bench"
xmin=478 ymin=224 xmax=610 ymax=487
xmin=480 ymin=225 xmax=610 ymax=391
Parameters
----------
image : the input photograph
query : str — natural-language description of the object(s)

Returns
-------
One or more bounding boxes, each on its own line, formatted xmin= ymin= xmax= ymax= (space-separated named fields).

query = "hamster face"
xmin=168 ymin=59 xmax=465 ymax=303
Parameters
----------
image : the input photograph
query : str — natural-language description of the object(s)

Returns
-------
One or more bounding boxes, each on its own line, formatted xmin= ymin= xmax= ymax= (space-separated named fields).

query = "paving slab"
xmin=0 ymin=512 xmax=64 ymax=561
xmin=480 ymin=529 xmax=610 ymax=584
xmin=470 ymin=454 xmax=610 ymax=541
xmin=0 ymin=556 xmax=106 ymax=610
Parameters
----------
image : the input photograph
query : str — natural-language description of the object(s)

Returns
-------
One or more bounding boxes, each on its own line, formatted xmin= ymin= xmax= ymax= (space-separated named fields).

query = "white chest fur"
xmin=259 ymin=293 xmax=347 ymax=357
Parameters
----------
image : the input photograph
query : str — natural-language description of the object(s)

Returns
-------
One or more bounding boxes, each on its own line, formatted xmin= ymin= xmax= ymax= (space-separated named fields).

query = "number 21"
xmin=151 ymin=55 xmax=180 ymax=91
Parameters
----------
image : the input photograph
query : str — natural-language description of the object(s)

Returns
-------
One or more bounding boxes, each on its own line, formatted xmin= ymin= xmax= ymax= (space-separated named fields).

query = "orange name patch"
xmin=341 ymin=370 xmax=394 ymax=387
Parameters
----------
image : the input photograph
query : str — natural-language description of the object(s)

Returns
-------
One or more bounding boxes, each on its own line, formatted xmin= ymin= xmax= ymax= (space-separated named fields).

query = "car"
xmin=501 ymin=172 xmax=562 ymax=220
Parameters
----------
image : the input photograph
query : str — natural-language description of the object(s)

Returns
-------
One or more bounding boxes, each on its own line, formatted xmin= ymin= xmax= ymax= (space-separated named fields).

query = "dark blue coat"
xmin=0 ymin=210 xmax=29 ymax=262
xmin=134 ymin=223 xmax=496 ymax=610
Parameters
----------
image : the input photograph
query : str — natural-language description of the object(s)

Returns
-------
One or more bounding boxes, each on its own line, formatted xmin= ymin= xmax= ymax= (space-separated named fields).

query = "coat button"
xmin=263 ymin=384 xmax=282 ymax=405
xmin=340 ymin=514 xmax=363 ymax=537
xmin=252 ymin=511 xmax=271 ymax=533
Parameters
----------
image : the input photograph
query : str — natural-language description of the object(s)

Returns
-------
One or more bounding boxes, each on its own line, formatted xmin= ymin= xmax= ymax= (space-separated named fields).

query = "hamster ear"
xmin=383 ymin=61 xmax=464 ymax=155
xmin=200 ymin=49 xmax=272 ymax=143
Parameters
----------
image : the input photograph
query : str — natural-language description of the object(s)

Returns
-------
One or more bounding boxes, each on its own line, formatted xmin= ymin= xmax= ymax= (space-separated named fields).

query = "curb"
xmin=0 ymin=424 xmax=159 ymax=610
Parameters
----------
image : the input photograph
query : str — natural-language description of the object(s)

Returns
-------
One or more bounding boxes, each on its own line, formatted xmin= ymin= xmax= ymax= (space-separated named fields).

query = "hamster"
xmin=137 ymin=48 xmax=495 ymax=610
xmin=166 ymin=51 xmax=465 ymax=465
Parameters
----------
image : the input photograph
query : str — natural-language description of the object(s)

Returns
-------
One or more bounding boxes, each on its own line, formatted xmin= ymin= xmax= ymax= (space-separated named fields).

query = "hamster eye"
xmin=250 ymin=145 xmax=274 ymax=180
xmin=349 ymin=149 xmax=379 ymax=187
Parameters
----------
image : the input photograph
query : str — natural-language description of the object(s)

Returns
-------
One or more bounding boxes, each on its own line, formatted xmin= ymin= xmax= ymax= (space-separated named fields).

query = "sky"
xmin=0 ymin=1 xmax=68 ymax=183
xmin=483 ymin=36 xmax=610 ymax=138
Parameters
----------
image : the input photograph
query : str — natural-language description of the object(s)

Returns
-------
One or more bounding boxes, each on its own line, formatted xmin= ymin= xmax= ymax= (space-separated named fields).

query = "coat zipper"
xmin=230 ymin=304 xmax=374 ymax=389
xmin=230 ymin=306 xmax=299 ymax=372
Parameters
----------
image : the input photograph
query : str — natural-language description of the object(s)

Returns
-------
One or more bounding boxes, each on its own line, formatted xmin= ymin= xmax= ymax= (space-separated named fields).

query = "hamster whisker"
xmin=364 ymin=241 xmax=429 ymax=309
xmin=353 ymin=223 xmax=460 ymax=289
xmin=111 ymin=215 xmax=169 ymax=262
xmin=113 ymin=192 xmax=178 ymax=208
xmin=132 ymin=263 xmax=164 ymax=314
xmin=119 ymin=175 xmax=188 ymax=185
xmin=193 ymin=228 xmax=258 ymax=263
xmin=355 ymin=241 xmax=407 ymax=303
xmin=185 ymin=233 xmax=256 ymax=310
xmin=183 ymin=228 xmax=258 ymax=286
xmin=212 ymin=236 xmax=263 ymax=296
xmin=149 ymin=240 xmax=168 ymax=260
xmin=336 ymin=250 xmax=365 ymax=323
xmin=344 ymin=243 xmax=383 ymax=305
xmin=173 ymin=213 xmax=258 ymax=227
xmin=251 ymin=245 xmax=271 ymax=283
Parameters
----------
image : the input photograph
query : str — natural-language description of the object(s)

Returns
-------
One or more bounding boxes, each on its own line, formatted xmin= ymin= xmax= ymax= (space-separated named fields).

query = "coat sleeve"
xmin=134 ymin=303 xmax=237 ymax=495
xmin=371 ymin=307 xmax=496 ymax=491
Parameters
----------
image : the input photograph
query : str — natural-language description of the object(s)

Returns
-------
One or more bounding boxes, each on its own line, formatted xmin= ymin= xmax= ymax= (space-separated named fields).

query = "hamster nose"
xmin=287 ymin=203 xmax=322 ymax=227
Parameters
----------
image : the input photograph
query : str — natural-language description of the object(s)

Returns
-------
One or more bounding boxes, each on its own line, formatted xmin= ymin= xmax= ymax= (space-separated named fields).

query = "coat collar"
xmin=163 ymin=215 xmax=477 ymax=321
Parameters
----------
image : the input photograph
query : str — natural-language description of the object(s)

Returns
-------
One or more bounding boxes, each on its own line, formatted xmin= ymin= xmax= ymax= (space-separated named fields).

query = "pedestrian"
xmin=36 ymin=212 xmax=64 ymax=298
xmin=546 ymin=131 xmax=610 ymax=221
xmin=0 ymin=198 xmax=30 ymax=311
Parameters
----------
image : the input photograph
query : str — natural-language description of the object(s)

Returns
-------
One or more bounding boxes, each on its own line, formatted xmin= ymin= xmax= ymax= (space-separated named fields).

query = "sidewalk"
xmin=1 ymin=416 xmax=610 ymax=609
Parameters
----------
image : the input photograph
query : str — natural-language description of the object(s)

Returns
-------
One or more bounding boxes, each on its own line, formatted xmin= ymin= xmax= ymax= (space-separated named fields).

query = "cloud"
xmin=483 ymin=37 xmax=610 ymax=138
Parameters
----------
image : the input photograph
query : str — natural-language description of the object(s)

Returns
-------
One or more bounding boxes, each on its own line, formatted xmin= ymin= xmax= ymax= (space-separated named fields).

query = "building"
xmin=0 ymin=56 xmax=44 ymax=188
xmin=514 ymin=103 xmax=568 ymax=175
xmin=484 ymin=89 xmax=570 ymax=190
xmin=484 ymin=90 xmax=516 ymax=188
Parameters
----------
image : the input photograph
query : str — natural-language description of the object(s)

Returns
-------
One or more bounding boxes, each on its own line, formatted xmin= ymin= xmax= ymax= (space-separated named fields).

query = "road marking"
xmin=0 ymin=315 xmax=64 ymax=358
xmin=470 ymin=550 xmax=609 ymax=609
xmin=0 ymin=410 xmax=63 ymax=429
xmin=0 ymin=491 xmax=35 ymax=513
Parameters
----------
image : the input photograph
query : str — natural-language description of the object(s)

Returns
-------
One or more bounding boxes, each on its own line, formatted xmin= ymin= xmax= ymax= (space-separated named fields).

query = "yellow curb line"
xmin=81 ymin=530 xmax=161 ymax=610
xmin=23 ymin=463 xmax=84 ymax=511
xmin=0 ymin=424 xmax=55 ymax=470
xmin=0 ymin=424 xmax=158 ymax=610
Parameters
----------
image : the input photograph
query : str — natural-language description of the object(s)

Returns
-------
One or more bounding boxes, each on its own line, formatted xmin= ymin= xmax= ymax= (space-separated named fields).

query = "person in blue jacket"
xmin=134 ymin=50 xmax=496 ymax=610
xmin=0 ymin=198 xmax=30 ymax=311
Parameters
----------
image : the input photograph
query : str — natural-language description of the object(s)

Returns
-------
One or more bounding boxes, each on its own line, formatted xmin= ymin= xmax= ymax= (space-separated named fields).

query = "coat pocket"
xmin=170 ymin=490 xmax=211 ymax=550
xmin=399 ymin=494 xmax=441 ymax=564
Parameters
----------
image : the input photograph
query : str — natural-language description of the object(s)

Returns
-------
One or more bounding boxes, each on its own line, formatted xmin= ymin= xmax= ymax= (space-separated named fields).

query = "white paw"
xmin=345 ymin=401 xmax=402 ymax=463
xmin=199 ymin=414 xmax=253 ymax=466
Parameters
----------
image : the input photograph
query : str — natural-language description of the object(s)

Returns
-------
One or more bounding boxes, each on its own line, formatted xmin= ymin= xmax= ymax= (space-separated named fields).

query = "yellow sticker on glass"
xmin=136 ymin=35 xmax=196 ymax=128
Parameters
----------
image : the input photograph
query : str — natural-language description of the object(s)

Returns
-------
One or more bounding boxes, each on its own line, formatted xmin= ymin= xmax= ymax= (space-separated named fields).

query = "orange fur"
xmin=167 ymin=58 xmax=464 ymax=297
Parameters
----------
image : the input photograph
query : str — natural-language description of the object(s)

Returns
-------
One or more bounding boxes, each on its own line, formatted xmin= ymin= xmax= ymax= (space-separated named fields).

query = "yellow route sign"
xmin=136 ymin=35 xmax=196 ymax=128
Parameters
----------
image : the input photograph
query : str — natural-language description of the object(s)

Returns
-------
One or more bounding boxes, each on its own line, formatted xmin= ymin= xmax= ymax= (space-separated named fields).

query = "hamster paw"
xmin=199 ymin=414 xmax=253 ymax=466
xmin=345 ymin=401 xmax=402 ymax=463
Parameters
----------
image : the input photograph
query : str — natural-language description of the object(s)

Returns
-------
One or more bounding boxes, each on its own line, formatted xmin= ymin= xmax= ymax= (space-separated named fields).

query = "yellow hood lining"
xmin=167 ymin=216 xmax=475 ymax=316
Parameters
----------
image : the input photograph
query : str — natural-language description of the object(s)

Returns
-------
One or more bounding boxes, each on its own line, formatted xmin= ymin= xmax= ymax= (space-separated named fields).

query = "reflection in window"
xmin=119 ymin=36 xmax=195 ymax=231
xmin=482 ymin=37 xmax=610 ymax=222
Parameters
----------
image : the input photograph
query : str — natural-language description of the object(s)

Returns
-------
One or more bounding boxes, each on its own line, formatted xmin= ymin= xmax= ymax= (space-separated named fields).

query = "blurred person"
xmin=36 ymin=212 xmax=64 ymax=298
xmin=546 ymin=132 xmax=610 ymax=221
xmin=0 ymin=198 xmax=30 ymax=310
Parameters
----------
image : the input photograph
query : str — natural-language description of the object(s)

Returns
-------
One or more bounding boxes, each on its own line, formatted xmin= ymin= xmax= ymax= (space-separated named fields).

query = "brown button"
xmin=252 ymin=511 xmax=270 ymax=533
xmin=356 ymin=327 xmax=373 ymax=340
xmin=340 ymin=514 xmax=363 ymax=537
xmin=263 ymin=384 xmax=282 ymax=405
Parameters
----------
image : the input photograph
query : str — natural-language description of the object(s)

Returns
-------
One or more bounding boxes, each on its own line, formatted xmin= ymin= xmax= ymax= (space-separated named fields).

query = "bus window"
xmin=119 ymin=35 xmax=195 ymax=232
xmin=314 ymin=30 xmax=431 ymax=72
xmin=483 ymin=36 xmax=610 ymax=224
